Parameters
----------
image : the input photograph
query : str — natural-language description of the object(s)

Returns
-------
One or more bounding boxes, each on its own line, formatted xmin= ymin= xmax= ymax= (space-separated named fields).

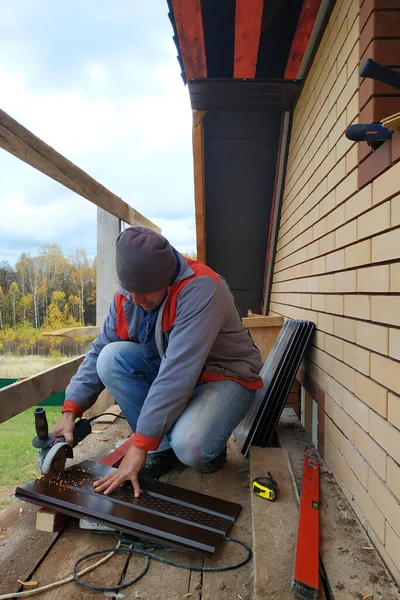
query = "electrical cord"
xmin=0 ymin=535 xmax=252 ymax=598
xmin=87 ymin=413 xmax=126 ymax=422
xmin=0 ymin=542 xmax=122 ymax=600
xmin=72 ymin=535 xmax=253 ymax=593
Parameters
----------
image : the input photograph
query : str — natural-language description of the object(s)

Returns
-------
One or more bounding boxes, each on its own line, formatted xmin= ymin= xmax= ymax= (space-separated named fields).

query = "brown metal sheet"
xmin=15 ymin=460 xmax=241 ymax=555
xmin=189 ymin=79 xmax=300 ymax=110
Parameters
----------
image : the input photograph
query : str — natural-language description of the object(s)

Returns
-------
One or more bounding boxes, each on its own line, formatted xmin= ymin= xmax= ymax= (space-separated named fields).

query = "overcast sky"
xmin=0 ymin=0 xmax=195 ymax=266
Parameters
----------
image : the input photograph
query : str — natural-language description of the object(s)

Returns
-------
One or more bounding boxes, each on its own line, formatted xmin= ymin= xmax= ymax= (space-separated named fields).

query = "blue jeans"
xmin=96 ymin=341 xmax=255 ymax=468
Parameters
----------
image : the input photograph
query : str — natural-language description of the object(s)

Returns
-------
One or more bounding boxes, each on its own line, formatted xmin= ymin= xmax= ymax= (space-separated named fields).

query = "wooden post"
xmin=84 ymin=208 xmax=121 ymax=417
xmin=192 ymin=110 xmax=207 ymax=263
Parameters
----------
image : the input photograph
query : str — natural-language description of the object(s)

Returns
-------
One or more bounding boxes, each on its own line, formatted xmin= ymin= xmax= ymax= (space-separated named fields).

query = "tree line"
xmin=0 ymin=245 xmax=96 ymax=356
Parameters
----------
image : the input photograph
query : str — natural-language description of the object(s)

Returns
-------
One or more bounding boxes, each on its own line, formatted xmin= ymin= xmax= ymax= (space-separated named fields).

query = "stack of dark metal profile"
xmin=235 ymin=319 xmax=315 ymax=455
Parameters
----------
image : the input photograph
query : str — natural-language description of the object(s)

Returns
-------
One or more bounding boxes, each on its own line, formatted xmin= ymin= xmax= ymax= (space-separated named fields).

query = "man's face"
xmin=129 ymin=288 xmax=167 ymax=311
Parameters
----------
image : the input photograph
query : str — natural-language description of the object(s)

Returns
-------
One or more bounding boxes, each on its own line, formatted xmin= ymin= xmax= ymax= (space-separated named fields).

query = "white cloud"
xmin=0 ymin=3 xmax=196 ymax=266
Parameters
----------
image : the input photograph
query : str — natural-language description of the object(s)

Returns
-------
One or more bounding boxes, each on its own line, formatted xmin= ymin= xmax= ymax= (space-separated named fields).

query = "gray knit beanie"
xmin=115 ymin=226 xmax=177 ymax=293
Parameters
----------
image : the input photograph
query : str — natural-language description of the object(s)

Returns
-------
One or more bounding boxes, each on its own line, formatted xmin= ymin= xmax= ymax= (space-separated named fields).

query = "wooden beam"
xmin=0 ymin=108 xmax=160 ymax=231
xmin=234 ymin=0 xmax=264 ymax=78
xmin=42 ymin=326 xmax=101 ymax=338
xmin=284 ymin=0 xmax=322 ymax=79
xmin=170 ymin=0 xmax=207 ymax=81
xmin=192 ymin=110 xmax=206 ymax=263
xmin=0 ymin=356 xmax=84 ymax=423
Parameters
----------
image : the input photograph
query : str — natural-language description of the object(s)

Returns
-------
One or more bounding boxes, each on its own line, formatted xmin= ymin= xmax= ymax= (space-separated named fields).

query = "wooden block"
xmin=93 ymin=404 xmax=121 ymax=424
xmin=36 ymin=508 xmax=68 ymax=533
xmin=250 ymin=447 xmax=299 ymax=599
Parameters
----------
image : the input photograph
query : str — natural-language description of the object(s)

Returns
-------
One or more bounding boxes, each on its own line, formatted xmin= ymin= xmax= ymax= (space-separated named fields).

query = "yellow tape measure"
xmin=252 ymin=471 xmax=278 ymax=501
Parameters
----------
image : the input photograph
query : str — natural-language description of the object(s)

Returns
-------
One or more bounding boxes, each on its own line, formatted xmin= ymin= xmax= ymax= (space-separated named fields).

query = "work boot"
xmin=139 ymin=448 xmax=186 ymax=479
xmin=195 ymin=446 xmax=227 ymax=474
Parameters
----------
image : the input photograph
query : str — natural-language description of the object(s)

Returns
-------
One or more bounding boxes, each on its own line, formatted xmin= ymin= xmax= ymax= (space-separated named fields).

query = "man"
xmin=52 ymin=226 xmax=262 ymax=497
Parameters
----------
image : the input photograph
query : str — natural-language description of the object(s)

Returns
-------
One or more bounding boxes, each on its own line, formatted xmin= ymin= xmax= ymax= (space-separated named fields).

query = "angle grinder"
xmin=32 ymin=406 xmax=92 ymax=481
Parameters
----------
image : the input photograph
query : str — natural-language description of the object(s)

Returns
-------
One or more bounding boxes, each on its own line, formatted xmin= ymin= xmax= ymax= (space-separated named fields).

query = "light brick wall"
xmin=270 ymin=0 xmax=400 ymax=583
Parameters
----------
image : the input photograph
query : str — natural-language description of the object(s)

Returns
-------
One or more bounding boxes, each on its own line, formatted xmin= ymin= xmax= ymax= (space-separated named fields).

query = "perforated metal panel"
xmin=15 ymin=460 xmax=241 ymax=554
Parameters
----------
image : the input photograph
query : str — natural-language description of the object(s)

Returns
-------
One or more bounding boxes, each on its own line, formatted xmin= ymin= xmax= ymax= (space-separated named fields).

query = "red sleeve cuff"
xmin=62 ymin=400 xmax=85 ymax=418
xmin=132 ymin=432 xmax=162 ymax=451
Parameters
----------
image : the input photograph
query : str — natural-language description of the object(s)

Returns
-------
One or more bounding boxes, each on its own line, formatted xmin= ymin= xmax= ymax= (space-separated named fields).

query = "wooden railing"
xmin=0 ymin=107 xmax=160 ymax=423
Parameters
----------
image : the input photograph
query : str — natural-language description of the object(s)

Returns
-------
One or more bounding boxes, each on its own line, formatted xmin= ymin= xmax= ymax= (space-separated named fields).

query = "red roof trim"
xmin=285 ymin=0 xmax=322 ymax=79
xmin=234 ymin=0 xmax=264 ymax=79
xmin=170 ymin=0 xmax=207 ymax=81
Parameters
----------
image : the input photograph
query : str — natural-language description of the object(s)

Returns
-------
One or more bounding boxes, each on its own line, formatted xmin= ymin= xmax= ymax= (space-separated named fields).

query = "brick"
xmin=334 ymin=315 xmax=356 ymax=342
xmin=355 ymin=371 xmax=388 ymax=417
xmin=344 ymin=340 xmax=371 ymax=375
xmin=313 ymin=218 xmax=327 ymax=240
xmin=320 ymin=190 xmax=336 ymax=218
xmin=327 ymin=158 xmax=346 ymax=190
xmin=358 ymin=141 xmax=391 ymax=189
xmin=325 ymin=414 xmax=345 ymax=451
xmin=371 ymin=353 xmax=400 ymax=396
xmin=311 ymin=294 xmax=325 ymax=311
xmin=346 ymin=90 xmax=359 ymax=126
xmin=345 ymin=184 xmax=372 ymax=221
xmin=391 ymin=194 xmax=400 ymax=227
xmin=368 ymin=524 xmax=400 ymax=586
xmin=343 ymin=386 xmax=370 ymax=430
xmin=332 ymin=447 xmax=386 ymax=542
xmin=360 ymin=0 xmax=400 ymax=32
xmin=325 ymin=295 xmax=344 ymax=315
xmin=343 ymin=437 xmax=369 ymax=488
xmin=319 ymin=232 xmax=335 ymax=254
xmin=357 ymin=202 xmax=391 ymax=239
xmin=388 ymin=392 xmax=400 ymax=430
xmin=334 ymin=269 xmax=357 ymax=292
xmin=359 ymin=71 xmax=400 ymax=109
xmin=389 ymin=329 xmax=400 ymax=362
xmin=326 ymin=249 xmax=345 ymax=272
xmin=331 ymin=356 xmax=356 ymax=392
xmin=373 ymin=160 xmax=400 ymax=206
xmin=371 ymin=296 xmax=400 ymax=327
xmin=372 ymin=229 xmax=400 ymax=263
xmin=387 ymin=456 xmax=400 ymax=502
xmin=344 ymin=295 xmax=371 ymax=320
xmin=326 ymin=393 xmax=355 ymax=442
xmin=390 ymin=263 xmax=400 ymax=292
xmin=360 ymin=96 xmax=400 ymax=125
xmin=335 ymin=170 xmax=359 ymax=206
xmin=361 ymin=37 xmax=400 ymax=66
xmin=327 ymin=204 xmax=345 ymax=232
xmin=344 ymin=239 xmax=372 ymax=269
xmin=318 ymin=274 xmax=335 ymax=292
xmin=335 ymin=220 xmax=357 ymax=248
xmin=317 ymin=312 xmax=334 ymax=334
xmin=386 ymin=524 xmax=400 ymax=573
xmin=312 ymin=256 xmax=326 ymax=275
xmin=370 ymin=408 xmax=400 ymax=464
xmin=355 ymin=424 xmax=387 ymax=480
xmin=325 ymin=373 xmax=344 ymax=406
xmin=369 ymin=468 xmax=400 ymax=537
xmin=325 ymin=333 xmax=344 ymax=359
xmin=357 ymin=265 xmax=390 ymax=293
xmin=345 ymin=145 xmax=358 ymax=175
xmin=356 ymin=321 xmax=389 ymax=355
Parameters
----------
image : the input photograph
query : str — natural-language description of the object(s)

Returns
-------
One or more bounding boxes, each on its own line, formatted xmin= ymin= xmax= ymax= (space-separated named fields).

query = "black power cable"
xmin=72 ymin=536 xmax=252 ymax=593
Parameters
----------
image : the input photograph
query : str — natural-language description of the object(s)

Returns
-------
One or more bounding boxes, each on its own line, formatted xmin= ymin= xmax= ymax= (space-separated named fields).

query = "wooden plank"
xmin=0 ymin=501 xmax=61 ymax=595
xmin=171 ymin=0 xmax=207 ymax=81
xmin=250 ymin=447 xmax=299 ymax=599
xmin=285 ymin=0 xmax=322 ymax=79
xmin=93 ymin=404 xmax=121 ymax=424
xmin=247 ymin=325 xmax=282 ymax=362
xmin=192 ymin=111 xmax=206 ymax=263
xmin=277 ymin=409 xmax=400 ymax=599
xmin=0 ymin=108 xmax=160 ymax=230
xmin=234 ymin=0 xmax=264 ymax=78
xmin=42 ymin=326 xmax=101 ymax=338
xmin=242 ymin=315 xmax=284 ymax=328
xmin=0 ymin=356 xmax=84 ymax=423
xmin=197 ymin=438 xmax=253 ymax=600
xmin=29 ymin=523 xmax=129 ymax=599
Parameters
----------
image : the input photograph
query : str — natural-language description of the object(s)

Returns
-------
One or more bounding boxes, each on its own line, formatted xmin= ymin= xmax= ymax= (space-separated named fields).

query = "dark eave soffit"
xmin=189 ymin=78 xmax=300 ymax=111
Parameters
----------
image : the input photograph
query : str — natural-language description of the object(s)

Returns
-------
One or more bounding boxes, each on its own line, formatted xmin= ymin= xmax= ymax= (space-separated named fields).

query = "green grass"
xmin=0 ymin=497 xmax=14 ymax=508
xmin=0 ymin=406 xmax=62 ymax=486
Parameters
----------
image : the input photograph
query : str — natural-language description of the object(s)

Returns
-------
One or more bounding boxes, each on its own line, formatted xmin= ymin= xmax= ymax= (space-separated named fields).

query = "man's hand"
xmin=93 ymin=445 xmax=147 ymax=498
xmin=50 ymin=412 xmax=77 ymax=445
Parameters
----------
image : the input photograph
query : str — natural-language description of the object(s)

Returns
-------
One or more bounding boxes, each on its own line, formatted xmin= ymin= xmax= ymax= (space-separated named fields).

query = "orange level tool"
xmin=292 ymin=455 xmax=319 ymax=600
